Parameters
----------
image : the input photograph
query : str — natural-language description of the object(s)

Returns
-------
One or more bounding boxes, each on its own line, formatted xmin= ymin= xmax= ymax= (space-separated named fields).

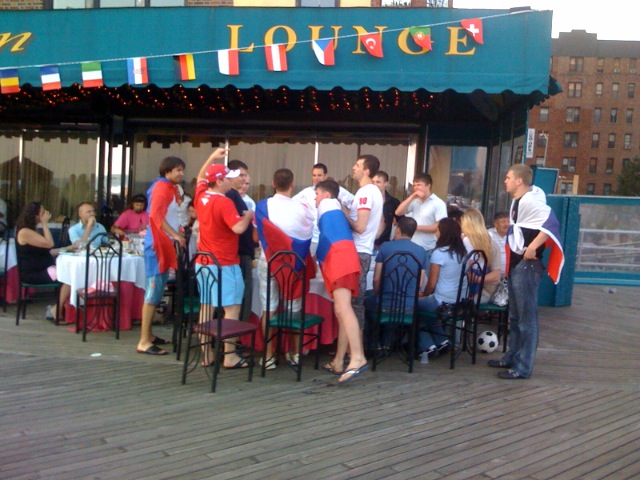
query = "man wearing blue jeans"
xmin=489 ymin=164 xmax=564 ymax=379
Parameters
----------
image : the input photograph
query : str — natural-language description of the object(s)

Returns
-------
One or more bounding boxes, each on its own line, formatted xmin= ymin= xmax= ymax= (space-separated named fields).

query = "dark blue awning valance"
xmin=0 ymin=7 xmax=553 ymax=95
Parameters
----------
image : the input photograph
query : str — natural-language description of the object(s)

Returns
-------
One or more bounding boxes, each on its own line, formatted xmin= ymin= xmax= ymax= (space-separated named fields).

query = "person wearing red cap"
xmin=194 ymin=148 xmax=254 ymax=368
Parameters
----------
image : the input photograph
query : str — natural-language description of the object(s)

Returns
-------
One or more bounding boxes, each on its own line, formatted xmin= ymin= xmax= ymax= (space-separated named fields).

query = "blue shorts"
xmin=144 ymin=271 xmax=170 ymax=305
xmin=196 ymin=264 xmax=244 ymax=307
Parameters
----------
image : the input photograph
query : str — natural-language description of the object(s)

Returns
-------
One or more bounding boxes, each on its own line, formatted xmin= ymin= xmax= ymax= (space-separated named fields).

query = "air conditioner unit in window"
xmin=614 ymin=69 xmax=621 ymax=73
xmin=569 ymin=167 xmax=576 ymax=172
xmin=630 ymin=69 xmax=637 ymax=73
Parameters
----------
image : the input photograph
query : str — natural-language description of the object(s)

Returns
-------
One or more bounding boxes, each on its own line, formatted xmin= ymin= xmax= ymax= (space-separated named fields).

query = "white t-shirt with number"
xmin=348 ymin=182 xmax=383 ymax=255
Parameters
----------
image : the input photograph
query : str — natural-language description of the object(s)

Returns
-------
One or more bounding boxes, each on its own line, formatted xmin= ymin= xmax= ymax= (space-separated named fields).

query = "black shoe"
xmin=487 ymin=359 xmax=511 ymax=369
xmin=497 ymin=369 xmax=526 ymax=380
xmin=436 ymin=341 xmax=450 ymax=356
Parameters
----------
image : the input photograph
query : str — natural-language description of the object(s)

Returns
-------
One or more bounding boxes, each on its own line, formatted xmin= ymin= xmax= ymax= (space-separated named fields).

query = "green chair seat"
xmin=268 ymin=312 xmax=323 ymax=330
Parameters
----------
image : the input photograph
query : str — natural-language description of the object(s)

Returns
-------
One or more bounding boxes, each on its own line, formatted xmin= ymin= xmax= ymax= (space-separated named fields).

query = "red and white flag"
xmin=359 ymin=32 xmax=384 ymax=58
xmin=265 ymin=44 xmax=288 ymax=72
xmin=218 ymin=49 xmax=239 ymax=76
xmin=461 ymin=18 xmax=484 ymax=44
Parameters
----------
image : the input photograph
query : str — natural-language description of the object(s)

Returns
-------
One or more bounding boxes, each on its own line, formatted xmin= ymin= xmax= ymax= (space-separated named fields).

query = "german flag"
xmin=174 ymin=54 xmax=196 ymax=81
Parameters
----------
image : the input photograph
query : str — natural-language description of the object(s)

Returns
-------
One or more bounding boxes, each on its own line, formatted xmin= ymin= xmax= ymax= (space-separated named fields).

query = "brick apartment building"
xmin=528 ymin=30 xmax=640 ymax=196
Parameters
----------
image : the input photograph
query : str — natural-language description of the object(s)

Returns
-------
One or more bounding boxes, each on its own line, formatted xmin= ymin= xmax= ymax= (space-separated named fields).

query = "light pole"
xmin=539 ymin=132 xmax=549 ymax=167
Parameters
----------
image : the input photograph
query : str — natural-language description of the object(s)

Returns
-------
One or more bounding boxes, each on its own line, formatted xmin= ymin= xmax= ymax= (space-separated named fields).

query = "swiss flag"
xmin=359 ymin=32 xmax=384 ymax=58
xmin=461 ymin=18 xmax=484 ymax=44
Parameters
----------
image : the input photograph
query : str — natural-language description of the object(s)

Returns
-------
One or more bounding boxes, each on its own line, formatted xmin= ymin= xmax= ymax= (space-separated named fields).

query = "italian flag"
xmin=81 ymin=62 xmax=103 ymax=88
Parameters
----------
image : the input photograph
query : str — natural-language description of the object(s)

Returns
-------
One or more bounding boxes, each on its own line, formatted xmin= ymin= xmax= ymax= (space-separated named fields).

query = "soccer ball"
xmin=477 ymin=330 xmax=499 ymax=353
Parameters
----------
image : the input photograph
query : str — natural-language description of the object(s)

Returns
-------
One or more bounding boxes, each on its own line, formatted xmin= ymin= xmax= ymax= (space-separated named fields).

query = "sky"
xmin=452 ymin=0 xmax=638 ymax=41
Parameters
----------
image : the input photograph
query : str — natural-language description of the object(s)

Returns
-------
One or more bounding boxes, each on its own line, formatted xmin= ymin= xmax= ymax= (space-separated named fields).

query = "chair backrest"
xmin=455 ymin=249 xmax=488 ymax=315
xmin=83 ymin=232 xmax=122 ymax=296
xmin=376 ymin=250 xmax=422 ymax=325
xmin=58 ymin=217 xmax=71 ymax=248
xmin=266 ymin=250 xmax=308 ymax=327
xmin=190 ymin=251 xmax=224 ymax=322
xmin=1 ymin=228 xmax=11 ymax=275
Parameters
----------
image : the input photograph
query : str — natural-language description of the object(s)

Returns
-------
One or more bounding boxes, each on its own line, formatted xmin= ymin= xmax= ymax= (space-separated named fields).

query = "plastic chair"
xmin=172 ymin=239 xmax=198 ymax=360
xmin=368 ymin=251 xmax=422 ymax=373
xmin=417 ymin=249 xmax=487 ymax=369
xmin=262 ymin=250 xmax=323 ymax=382
xmin=75 ymin=233 xmax=122 ymax=341
xmin=181 ymin=251 xmax=258 ymax=393
xmin=15 ymin=238 xmax=61 ymax=326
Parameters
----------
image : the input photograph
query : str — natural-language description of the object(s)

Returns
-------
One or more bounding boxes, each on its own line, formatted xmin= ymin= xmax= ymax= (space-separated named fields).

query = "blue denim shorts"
xmin=144 ymin=271 xmax=170 ymax=305
xmin=196 ymin=264 xmax=244 ymax=307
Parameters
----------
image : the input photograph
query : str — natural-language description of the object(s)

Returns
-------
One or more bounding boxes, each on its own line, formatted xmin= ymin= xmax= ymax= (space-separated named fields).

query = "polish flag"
xmin=265 ymin=44 xmax=288 ymax=72
xmin=218 ymin=49 xmax=240 ymax=76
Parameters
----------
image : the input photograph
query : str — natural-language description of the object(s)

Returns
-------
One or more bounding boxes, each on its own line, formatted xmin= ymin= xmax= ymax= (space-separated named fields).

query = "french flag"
xmin=40 ymin=65 xmax=61 ymax=91
xmin=255 ymin=199 xmax=314 ymax=299
xmin=312 ymin=39 xmax=335 ymax=66
xmin=265 ymin=44 xmax=288 ymax=72
xmin=316 ymin=199 xmax=361 ymax=297
xmin=127 ymin=57 xmax=149 ymax=85
xmin=218 ymin=49 xmax=239 ymax=76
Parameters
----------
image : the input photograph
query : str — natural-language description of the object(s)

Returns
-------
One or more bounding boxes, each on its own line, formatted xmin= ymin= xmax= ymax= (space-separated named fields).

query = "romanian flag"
xmin=40 ymin=66 xmax=62 ymax=91
xmin=174 ymin=54 xmax=196 ymax=81
xmin=0 ymin=68 xmax=20 ymax=94
xmin=81 ymin=62 xmax=103 ymax=88
xmin=127 ymin=57 xmax=149 ymax=85
xmin=265 ymin=44 xmax=288 ymax=72
xmin=359 ymin=32 xmax=384 ymax=58
xmin=461 ymin=18 xmax=484 ymax=44
xmin=312 ymin=39 xmax=335 ymax=66
xmin=255 ymin=198 xmax=314 ymax=300
xmin=218 ymin=49 xmax=239 ymax=76
xmin=316 ymin=199 xmax=361 ymax=298
xmin=144 ymin=177 xmax=179 ymax=276
xmin=409 ymin=27 xmax=432 ymax=51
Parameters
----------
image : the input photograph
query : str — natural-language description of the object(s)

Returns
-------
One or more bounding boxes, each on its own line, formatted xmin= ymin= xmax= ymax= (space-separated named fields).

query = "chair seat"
xmin=182 ymin=296 xmax=201 ymax=315
xmin=267 ymin=312 xmax=324 ymax=330
xmin=193 ymin=318 xmax=258 ymax=338
xmin=478 ymin=302 xmax=508 ymax=312
xmin=379 ymin=313 xmax=414 ymax=325
xmin=21 ymin=281 xmax=59 ymax=288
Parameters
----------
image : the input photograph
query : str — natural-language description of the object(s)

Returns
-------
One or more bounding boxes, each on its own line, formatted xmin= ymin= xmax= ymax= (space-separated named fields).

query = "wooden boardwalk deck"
xmin=1 ymin=284 xmax=640 ymax=479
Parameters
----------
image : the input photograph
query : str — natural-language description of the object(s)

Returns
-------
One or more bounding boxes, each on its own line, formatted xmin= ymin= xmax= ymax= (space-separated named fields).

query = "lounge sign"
xmin=0 ymin=7 xmax=552 ymax=94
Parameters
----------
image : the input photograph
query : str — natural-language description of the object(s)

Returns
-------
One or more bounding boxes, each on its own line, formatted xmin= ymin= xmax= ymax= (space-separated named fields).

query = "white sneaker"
xmin=260 ymin=356 xmax=277 ymax=370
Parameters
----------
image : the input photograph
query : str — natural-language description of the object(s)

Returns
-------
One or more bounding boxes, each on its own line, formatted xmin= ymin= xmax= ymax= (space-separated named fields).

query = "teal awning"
xmin=0 ymin=7 xmax=553 ymax=95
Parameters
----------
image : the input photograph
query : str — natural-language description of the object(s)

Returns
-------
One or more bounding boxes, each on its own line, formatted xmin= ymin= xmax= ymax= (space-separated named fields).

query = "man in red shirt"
xmin=194 ymin=148 xmax=254 ymax=368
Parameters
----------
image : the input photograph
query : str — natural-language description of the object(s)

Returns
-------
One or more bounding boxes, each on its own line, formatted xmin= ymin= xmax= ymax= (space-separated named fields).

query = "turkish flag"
xmin=359 ymin=32 xmax=384 ymax=58
xmin=461 ymin=18 xmax=484 ymax=44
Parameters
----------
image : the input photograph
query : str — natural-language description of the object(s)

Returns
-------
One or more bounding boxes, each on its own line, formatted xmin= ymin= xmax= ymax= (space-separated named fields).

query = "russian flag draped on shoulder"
xmin=144 ymin=178 xmax=178 ymax=276
xmin=255 ymin=198 xmax=314 ymax=299
xmin=316 ymin=199 xmax=361 ymax=297
xmin=507 ymin=186 xmax=565 ymax=284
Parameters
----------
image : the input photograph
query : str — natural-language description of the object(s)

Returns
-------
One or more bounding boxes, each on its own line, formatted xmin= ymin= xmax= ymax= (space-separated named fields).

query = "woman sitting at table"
xmin=460 ymin=207 xmax=501 ymax=303
xmin=111 ymin=194 xmax=149 ymax=236
xmin=416 ymin=217 xmax=466 ymax=357
xmin=16 ymin=202 xmax=72 ymax=320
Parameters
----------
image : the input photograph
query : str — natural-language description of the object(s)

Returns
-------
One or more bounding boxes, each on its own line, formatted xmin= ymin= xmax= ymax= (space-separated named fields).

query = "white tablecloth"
xmin=56 ymin=252 xmax=145 ymax=307
xmin=0 ymin=238 xmax=17 ymax=272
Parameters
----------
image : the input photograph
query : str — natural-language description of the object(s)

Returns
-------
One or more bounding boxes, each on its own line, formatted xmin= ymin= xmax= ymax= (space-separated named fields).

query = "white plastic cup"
xmin=420 ymin=352 xmax=429 ymax=364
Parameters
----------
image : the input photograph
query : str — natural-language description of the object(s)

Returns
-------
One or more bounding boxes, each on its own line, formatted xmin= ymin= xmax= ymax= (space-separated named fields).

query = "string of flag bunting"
xmin=0 ymin=12 xmax=520 ymax=95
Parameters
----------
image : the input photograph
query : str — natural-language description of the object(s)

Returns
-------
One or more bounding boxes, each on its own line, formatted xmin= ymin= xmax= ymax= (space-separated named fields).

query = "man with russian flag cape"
xmin=136 ymin=156 xmax=186 ymax=356
xmin=255 ymin=168 xmax=314 ymax=369
xmin=489 ymin=164 xmax=565 ymax=380
xmin=315 ymin=179 xmax=368 ymax=384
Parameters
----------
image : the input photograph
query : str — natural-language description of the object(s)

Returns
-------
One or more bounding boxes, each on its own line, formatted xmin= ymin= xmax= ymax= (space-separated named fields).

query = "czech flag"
xmin=316 ymin=199 xmax=361 ymax=297
xmin=218 ymin=49 xmax=240 ymax=76
xmin=174 ymin=54 xmax=196 ymax=81
xmin=81 ymin=62 xmax=103 ymax=88
xmin=255 ymin=199 xmax=314 ymax=299
xmin=265 ymin=44 xmax=288 ymax=72
xmin=0 ymin=68 xmax=20 ymax=94
xmin=461 ymin=18 xmax=484 ymax=44
xmin=312 ymin=39 xmax=335 ymax=66
xmin=127 ymin=57 xmax=149 ymax=85
xmin=40 ymin=66 xmax=62 ymax=91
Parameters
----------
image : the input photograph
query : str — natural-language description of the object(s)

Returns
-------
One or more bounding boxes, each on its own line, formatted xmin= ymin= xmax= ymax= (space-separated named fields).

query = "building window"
xmin=610 ymin=108 xmax=618 ymax=123
xmin=603 ymin=183 xmax=612 ymax=195
xmin=539 ymin=107 xmax=549 ymax=122
xmin=586 ymin=183 xmax=595 ymax=195
xmin=594 ymin=108 xmax=602 ymax=123
xmin=596 ymin=58 xmax=604 ymax=73
xmin=595 ymin=83 xmax=603 ymax=97
xmin=624 ymin=134 xmax=632 ymax=149
xmin=300 ymin=0 xmax=337 ymax=5
xmin=568 ymin=82 xmax=582 ymax=98
xmin=569 ymin=57 xmax=584 ymax=73
xmin=591 ymin=133 xmax=600 ymax=148
xmin=536 ymin=135 xmax=547 ymax=147
xmin=628 ymin=83 xmax=635 ymax=99
xmin=589 ymin=157 xmax=598 ymax=173
xmin=612 ymin=83 xmax=619 ymax=99
xmin=613 ymin=58 xmax=621 ymax=73
xmin=52 ymin=0 xmax=185 ymax=6
xmin=564 ymin=132 xmax=579 ymax=148
xmin=626 ymin=109 xmax=634 ymax=124
xmin=560 ymin=182 xmax=573 ymax=195
xmin=631 ymin=58 xmax=637 ymax=73
xmin=622 ymin=158 xmax=631 ymax=169
xmin=608 ymin=134 xmax=616 ymax=148
xmin=562 ymin=157 xmax=576 ymax=173
xmin=606 ymin=158 xmax=614 ymax=174
xmin=566 ymin=107 xmax=580 ymax=123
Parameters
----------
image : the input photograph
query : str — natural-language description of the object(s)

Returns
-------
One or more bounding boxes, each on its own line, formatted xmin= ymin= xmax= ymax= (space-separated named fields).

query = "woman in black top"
xmin=16 ymin=202 xmax=72 ymax=320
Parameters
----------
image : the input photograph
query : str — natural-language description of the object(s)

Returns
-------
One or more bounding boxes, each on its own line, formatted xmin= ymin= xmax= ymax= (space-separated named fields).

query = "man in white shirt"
xmin=488 ymin=210 xmax=510 ymax=275
xmin=293 ymin=163 xmax=354 ymax=256
xmin=395 ymin=173 xmax=447 ymax=269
